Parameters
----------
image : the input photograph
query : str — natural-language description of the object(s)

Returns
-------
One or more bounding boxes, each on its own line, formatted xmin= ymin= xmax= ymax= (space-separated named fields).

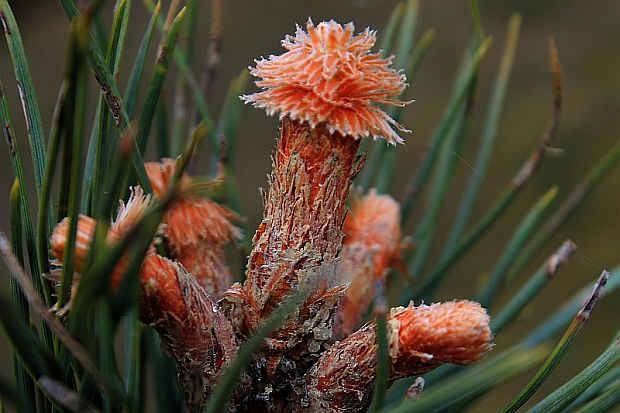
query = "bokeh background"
xmin=1 ymin=1 xmax=619 ymax=411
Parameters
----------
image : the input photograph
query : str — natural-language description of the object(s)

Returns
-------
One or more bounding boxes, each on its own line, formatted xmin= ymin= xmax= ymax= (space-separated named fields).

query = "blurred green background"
xmin=0 ymin=0 xmax=619 ymax=411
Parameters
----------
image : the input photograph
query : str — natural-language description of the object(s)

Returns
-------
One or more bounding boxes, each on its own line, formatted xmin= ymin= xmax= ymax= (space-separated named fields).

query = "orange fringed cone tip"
xmin=144 ymin=157 xmax=190 ymax=199
xmin=239 ymin=17 xmax=412 ymax=328
xmin=145 ymin=158 xmax=241 ymax=248
xmin=242 ymin=19 xmax=411 ymax=143
xmin=163 ymin=197 xmax=241 ymax=249
xmin=112 ymin=186 xmax=153 ymax=235
xmin=49 ymin=188 xmax=162 ymax=291
xmin=229 ymin=17 xmax=416 ymax=411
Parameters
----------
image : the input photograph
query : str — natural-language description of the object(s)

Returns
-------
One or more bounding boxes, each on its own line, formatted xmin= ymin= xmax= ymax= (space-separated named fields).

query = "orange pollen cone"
xmin=145 ymin=158 xmax=241 ymax=298
xmin=334 ymin=189 xmax=402 ymax=339
xmin=296 ymin=300 xmax=493 ymax=412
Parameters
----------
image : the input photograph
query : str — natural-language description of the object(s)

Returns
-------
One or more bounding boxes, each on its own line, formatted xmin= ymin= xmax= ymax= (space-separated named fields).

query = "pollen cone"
xmin=145 ymin=158 xmax=241 ymax=298
xmin=295 ymin=300 xmax=493 ymax=412
xmin=333 ymin=189 xmax=402 ymax=340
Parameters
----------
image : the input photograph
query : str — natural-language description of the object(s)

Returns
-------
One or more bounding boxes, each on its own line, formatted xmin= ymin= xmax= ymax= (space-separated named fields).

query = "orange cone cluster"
xmin=49 ymin=19 xmax=493 ymax=413
xmin=49 ymin=168 xmax=241 ymax=412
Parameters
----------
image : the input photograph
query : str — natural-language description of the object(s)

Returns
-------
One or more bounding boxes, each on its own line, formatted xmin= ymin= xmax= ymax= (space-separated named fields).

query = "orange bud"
xmin=140 ymin=253 xmax=188 ymax=321
xmin=145 ymin=158 xmax=241 ymax=298
xmin=334 ymin=190 xmax=402 ymax=339
xmin=50 ymin=187 xmax=156 ymax=292
xmin=342 ymin=189 xmax=402 ymax=276
xmin=50 ymin=215 xmax=121 ymax=275
xmin=50 ymin=215 xmax=96 ymax=273
xmin=389 ymin=300 xmax=493 ymax=378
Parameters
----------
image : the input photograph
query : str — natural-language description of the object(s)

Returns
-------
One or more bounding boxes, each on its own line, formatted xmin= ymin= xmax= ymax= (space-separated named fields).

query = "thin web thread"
xmin=448 ymin=148 xmax=609 ymax=274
